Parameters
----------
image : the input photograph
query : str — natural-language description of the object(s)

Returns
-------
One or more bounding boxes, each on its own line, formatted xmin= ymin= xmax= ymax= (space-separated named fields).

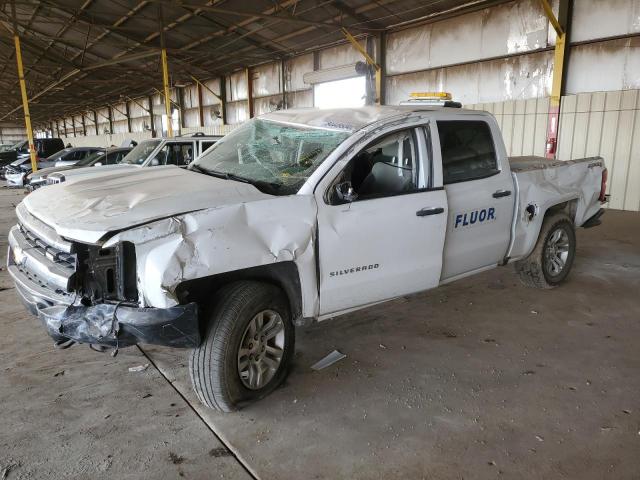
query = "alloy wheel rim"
xmin=545 ymin=227 xmax=570 ymax=276
xmin=237 ymin=309 xmax=285 ymax=390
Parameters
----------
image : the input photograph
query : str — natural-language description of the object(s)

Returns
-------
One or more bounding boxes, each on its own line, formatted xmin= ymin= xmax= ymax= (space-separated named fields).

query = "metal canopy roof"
xmin=0 ymin=0 xmax=500 ymax=126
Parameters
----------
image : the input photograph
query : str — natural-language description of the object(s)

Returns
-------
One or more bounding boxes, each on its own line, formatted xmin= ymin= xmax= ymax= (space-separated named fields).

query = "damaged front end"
xmin=7 ymin=204 xmax=200 ymax=349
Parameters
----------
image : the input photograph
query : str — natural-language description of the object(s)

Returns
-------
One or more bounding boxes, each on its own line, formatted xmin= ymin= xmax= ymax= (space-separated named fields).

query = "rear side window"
xmin=437 ymin=121 xmax=498 ymax=184
xmin=200 ymin=141 xmax=216 ymax=154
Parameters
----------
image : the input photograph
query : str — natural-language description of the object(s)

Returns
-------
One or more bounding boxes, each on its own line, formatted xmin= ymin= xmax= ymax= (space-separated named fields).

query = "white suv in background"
xmin=46 ymin=133 xmax=222 ymax=185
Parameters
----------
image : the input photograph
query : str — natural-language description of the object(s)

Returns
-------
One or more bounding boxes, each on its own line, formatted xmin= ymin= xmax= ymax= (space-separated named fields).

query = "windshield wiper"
xmin=190 ymin=164 xmax=251 ymax=184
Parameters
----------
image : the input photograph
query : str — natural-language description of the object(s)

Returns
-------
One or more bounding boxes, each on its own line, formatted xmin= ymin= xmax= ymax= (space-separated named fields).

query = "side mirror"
xmin=94 ymin=162 xmax=102 ymax=167
xmin=150 ymin=157 xmax=160 ymax=166
xmin=335 ymin=181 xmax=358 ymax=203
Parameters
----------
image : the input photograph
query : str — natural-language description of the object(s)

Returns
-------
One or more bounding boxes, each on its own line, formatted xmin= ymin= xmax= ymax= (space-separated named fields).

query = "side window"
xmin=200 ymin=141 xmax=216 ymax=155
xmin=105 ymin=153 xmax=116 ymax=165
xmin=329 ymin=129 xmax=419 ymax=204
xmin=159 ymin=142 xmax=194 ymax=166
xmin=436 ymin=120 xmax=498 ymax=184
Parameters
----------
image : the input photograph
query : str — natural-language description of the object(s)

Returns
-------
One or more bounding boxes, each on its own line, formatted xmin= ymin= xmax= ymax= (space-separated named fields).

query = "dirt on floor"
xmin=1 ymin=186 xmax=639 ymax=479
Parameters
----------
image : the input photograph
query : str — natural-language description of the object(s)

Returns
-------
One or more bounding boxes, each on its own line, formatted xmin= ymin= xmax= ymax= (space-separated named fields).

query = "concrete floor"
xmin=1 ymin=186 xmax=639 ymax=479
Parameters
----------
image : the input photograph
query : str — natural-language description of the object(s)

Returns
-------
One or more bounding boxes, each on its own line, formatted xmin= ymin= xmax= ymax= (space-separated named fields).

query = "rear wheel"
xmin=515 ymin=213 xmax=576 ymax=289
xmin=189 ymin=281 xmax=294 ymax=412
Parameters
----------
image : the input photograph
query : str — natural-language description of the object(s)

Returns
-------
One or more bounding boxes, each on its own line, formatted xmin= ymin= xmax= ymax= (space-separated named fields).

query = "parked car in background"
xmin=54 ymin=147 xmax=106 ymax=167
xmin=45 ymin=134 xmax=221 ymax=186
xmin=0 ymin=138 xmax=64 ymax=170
xmin=4 ymin=146 xmax=103 ymax=187
xmin=26 ymin=147 xmax=132 ymax=190
xmin=0 ymin=143 xmax=15 ymax=152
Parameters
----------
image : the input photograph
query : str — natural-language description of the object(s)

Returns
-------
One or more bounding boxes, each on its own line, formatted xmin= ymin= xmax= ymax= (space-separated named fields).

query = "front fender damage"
xmin=104 ymin=195 xmax=319 ymax=315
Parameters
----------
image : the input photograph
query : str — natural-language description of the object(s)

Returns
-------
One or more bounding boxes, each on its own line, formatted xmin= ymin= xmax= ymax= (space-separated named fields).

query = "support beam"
xmin=196 ymin=81 xmax=204 ymax=127
xmin=541 ymin=0 xmax=572 ymax=159
xmin=107 ymin=106 xmax=113 ymax=134
xmin=11 ymin=0 xmax=37 ymax=172
xmin=158 ymin=5 xmax=173 ymax=137
xmin=246 ymin=67 xmax=254 ymax=118
xmin=71 ymin=115 xmax=76 ymax=137
xmin=81 ymin=113 xmax=86 ymax=136
xmin=378 ymin=32 xmax=387 ymax=105
xmin=177 ymin=87 xmax=185 ymax=129
xmin=125 ymin=101 xmax=132 ymax=133
xmin=342 ymin=28 xmax=381 ymax=105
xmin=281 ymin=59 xmax=286 ymax=109
xmin=62 ymin=117 xmax=67 ymax=138
xmin=148 ymin=96 xmax=156 ymax=137
xmin=93 ymin=110 xmax=99 ymax=135
xmin=219 ymin=76 xmax=227 ymax=125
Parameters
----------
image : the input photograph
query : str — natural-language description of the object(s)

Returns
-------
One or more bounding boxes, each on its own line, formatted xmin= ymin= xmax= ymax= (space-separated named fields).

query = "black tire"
xmin=515 ymin=213 xmax=576 ymax=289
xmin=189 ymin=281 xmax=295 ymax=412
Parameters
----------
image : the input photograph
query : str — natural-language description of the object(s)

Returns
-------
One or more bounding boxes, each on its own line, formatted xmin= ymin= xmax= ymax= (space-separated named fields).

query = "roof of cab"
xmin=260 ymin=105 xmax=483 ymax=132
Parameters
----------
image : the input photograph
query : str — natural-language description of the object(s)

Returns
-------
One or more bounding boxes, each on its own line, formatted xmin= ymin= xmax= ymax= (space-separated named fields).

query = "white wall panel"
xmin=253 ymin=62 xmax=282 ymax=97
xmin=183 ymin=107 xmax=200 ymax=128
xmin=319 ymin=43 xmax=361 ymax=69
xmin=386 ymin=51 xmax=553 ymax=105
xmin=202 ymin=79 xmax=222 ymax=106
xmin=571 ymin=0 xmax=640 ymax=43
xmin=386 ymin=0 xmax=551 ymax=75
xmin=226 ymin=101 xmax=248 ymax=124
xmin=286 ymin=89 xmax=313 ymax=109
xmin=183 ymin=85 xmax=198 ymax=109
xmin=286 ymin=53 xmax=313 ymax=91
xmin=227 ymin=70 xmax=248 ymax=101
xmin=60 ymin=131 xmax=152 ymax=148
xmin=254 ymin=94 xmax=285 ymax=116
xmin=565 ymin=38 xmax=640 ymax=94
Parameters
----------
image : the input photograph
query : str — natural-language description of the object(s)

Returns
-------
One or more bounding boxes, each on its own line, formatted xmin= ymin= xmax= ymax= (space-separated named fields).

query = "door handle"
xmin=416 ymin=207 xmax=444 ymax=217
xmin=492 ymin=189 xmax=512 ymax=198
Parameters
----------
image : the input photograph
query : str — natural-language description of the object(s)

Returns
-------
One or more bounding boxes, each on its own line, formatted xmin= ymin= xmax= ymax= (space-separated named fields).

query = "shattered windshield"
xmin=120 ymin=140 xmax=161 ymax=165
xmin=191 ymin=118 xmax=350 ymax=195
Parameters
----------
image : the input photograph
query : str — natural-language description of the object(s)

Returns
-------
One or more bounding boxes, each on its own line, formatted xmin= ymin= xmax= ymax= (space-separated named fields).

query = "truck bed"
xmin=509 ymin=155 xmax=603 ymax=172
xmin=507 ymin=155 xmax=605 ymax=262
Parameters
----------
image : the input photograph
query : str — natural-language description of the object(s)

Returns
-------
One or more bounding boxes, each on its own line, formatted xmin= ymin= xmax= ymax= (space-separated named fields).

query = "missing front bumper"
xmin=37 ymin=303 xmax=200 ymax=348
xmin=9 ymin=262 xmax=200 ymax=348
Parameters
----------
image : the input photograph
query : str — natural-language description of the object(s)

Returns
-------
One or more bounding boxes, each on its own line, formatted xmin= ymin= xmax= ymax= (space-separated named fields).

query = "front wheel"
xmin=189 ymin=281 xmax=295 ymax=412
xmin=515 ymin=213 xmax=576 ymax=289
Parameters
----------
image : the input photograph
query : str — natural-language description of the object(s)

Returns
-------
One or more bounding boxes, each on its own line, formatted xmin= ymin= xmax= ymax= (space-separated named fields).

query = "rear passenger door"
xmin=315 ymin=126 xmax=448 ymax=316
xmin=435 ymin=117 xmax=514 ymax=280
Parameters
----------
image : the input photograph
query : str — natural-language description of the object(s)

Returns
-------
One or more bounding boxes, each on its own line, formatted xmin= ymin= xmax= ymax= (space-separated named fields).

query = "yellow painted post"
xmin=161 ymin=48 xmax=173 ymax=138
xmin=539 ymin=0 xmax=568 ymax=159
xmin=342 ymin=28 xmax=381 ymax=105
xmin=12 ymin=10 xmax=38 ymax=172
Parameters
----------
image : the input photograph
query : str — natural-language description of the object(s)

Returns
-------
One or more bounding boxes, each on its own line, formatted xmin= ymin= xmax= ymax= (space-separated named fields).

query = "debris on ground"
xmin=53 ymin=370 xmax=65 ymax=377
xmin=311 ymin=350 xmax=346 ymax=370
xmin=379 ymin=343 xmax=387 ymax=349
xmin=531 ymin=310 xmax=538 ymax=314
xmin=209 ymin=447 xmax=231 ymax=458
xmin=1 ymin=464 xmax=15 ymax=480
xmin=535 ymin=435 xmax=544 ymax=442
xmin=169 ymin=452 xmax=184 ymax=464
xmin=128 ymin=364 xmax=149 ymax=372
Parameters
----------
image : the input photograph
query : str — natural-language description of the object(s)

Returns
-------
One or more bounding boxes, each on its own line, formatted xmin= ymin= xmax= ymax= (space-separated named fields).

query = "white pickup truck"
xmin=7 ymin=105 xmax=607 ymax=412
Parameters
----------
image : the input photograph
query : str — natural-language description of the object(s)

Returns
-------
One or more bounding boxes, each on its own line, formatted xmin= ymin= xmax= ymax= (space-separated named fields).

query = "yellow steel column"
xmin=158 ymin=4 xmax=173 ymax=137
xmin=161 ymin=48 xmax=173 ymax=138
xmin=342 ymin=28 xmax=381 ymax=105
xmin=539 ymin=0 xmax=569 ymax=159
xmin=12 ymin=3 xmax=38 ymax=172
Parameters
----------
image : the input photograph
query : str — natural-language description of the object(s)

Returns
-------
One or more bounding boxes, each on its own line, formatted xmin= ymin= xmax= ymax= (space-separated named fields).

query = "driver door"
xmin=315 ymin=125 xmax=448 ymax=317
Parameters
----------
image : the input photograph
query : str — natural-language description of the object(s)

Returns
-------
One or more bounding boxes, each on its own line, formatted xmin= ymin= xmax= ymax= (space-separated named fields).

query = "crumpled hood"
xmin=23 ymin=165 xmax=271 ymax=244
